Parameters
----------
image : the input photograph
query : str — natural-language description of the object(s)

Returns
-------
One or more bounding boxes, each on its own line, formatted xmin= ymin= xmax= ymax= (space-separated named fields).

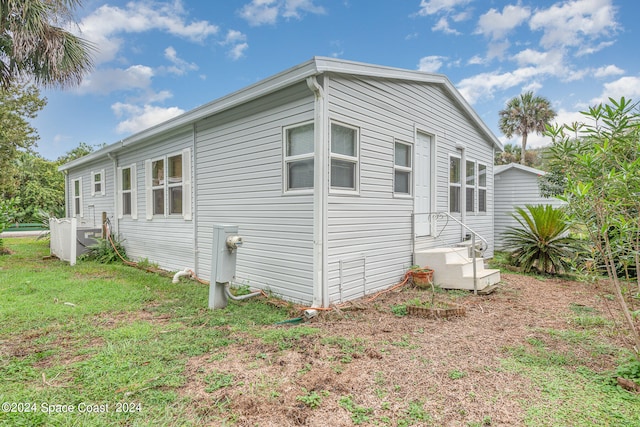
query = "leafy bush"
xmin=79 ymin=234 xmax=128 ymax=264
xmin=502 ymin=204 xmax=582 ymax=274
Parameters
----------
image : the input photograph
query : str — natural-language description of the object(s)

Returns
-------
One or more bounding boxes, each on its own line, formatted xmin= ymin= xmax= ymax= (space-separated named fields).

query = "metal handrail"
xmin=411 ymin=211 xmax=488 ymax=295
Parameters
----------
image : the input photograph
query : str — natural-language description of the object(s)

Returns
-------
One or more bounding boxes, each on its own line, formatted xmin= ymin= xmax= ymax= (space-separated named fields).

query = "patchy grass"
xmin=1 ymin=239 xmax=639 ymax=426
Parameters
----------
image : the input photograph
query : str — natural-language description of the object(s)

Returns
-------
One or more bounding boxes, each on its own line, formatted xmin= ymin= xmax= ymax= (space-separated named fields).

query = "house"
xmin=494 ymin=163 xmax=565 ymax=249
xmin=59 ymin=57 xmax=502 ymax=306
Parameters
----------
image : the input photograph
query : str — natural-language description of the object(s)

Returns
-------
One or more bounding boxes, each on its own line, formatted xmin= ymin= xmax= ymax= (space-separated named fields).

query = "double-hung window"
xmin=478 ymin=163 xmax=487 ymax=213
xmin=151 ymin=159 xmax=165 ymax=215
xmin=145 ymin=148 xmax=191 ymax=220
xmin=167 ymin=154 xmax=183 ymax=214
xmin=117 ymin=164 xmax=137 ymax=219
xmin=466 ymin=160 xmax=475 ymax=212
xmin=122 ymin=167 xmax=132 ymax=215
xmin=449 ymin=155 xmax=461 ymax=213
xmin=91 ymin=169 xmax=105 ymax=196
xmin=394 ymin=141 xmax=412 ymax=195
xmin=330 ymin=122 xmax=359 ymax=192
xmin=284 ymin=123 xmax=314 ymax=191
xmin=72 ymin=177 xmax=83 ymax=217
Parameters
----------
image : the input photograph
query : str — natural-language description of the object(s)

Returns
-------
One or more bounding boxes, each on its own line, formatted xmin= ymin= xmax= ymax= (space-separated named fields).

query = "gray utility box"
xmin=209 ymin=224 xmax=243 ymax=309
xmin=76 ymin=228 xmax=102 ymax=256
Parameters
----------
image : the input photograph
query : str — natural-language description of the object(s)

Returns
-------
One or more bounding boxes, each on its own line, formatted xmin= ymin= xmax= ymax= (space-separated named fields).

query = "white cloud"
xmin=239 ymin=0 xmax=325 ymax=26
xmin=590 ymin=76 xmax=640 ymax=105
xmin=457 ymin=67 xmax=540 ymax=104
xmin=467 ymin=55 xmax=484 ymax=65
xmin=529 ymin=0 xmax=618 ymax=50
xmin=229 ymin=43 xmax=249 ymax=60
xmin=78 ymin=2 xmax=219 ymax=64
xmin=593 ymin=65 xmax=624 ymax=78
xmin=76 ymin=65 xmax=154 ymax=94
xmin=432 ymin=17 xmax=460 ymax=35
xmin=476 ymin=5 xmax=530 ymax=40
xmin=513 ymin=48 xmax=567 ymax=76
xmin=164 ymin=46 xmax=199 ymax=75
xmin=416 ymin=0 xmax=472 ymax=16
xmin=418 ymin=56 xmax=445 ymax=73
xmin=220 ymin=30 xmax=249 ymax=60
xmin=112 ymin=103 xmax=185 ymax=134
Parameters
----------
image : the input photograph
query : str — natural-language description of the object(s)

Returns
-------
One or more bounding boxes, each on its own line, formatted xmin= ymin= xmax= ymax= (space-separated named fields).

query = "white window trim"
xmin=144 ymin=149 xmax=191 ymax=220
xmin=329 ymin=121 xmax=360 ymax=195
xmin=449 ymin=154 xmax=462 ymax=214
xmin=478 ymin=162 xmax=488 ymax=214
xmin=72 ymin=177 xmax=83 ymax=218
xmin=283 ymin=121 xmax=314 ymax=195
xmin=393 ymin=139 xmax=413 ymax=198
xmin=117 ymin=164 xmax=137 ymax=220
xmin=90 ymin=169 xmax=105 ymax=197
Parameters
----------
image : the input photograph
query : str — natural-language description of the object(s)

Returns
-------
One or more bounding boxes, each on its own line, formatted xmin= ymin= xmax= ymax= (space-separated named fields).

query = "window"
xmin=466 ymin=160 xmax=475 ymax=212
xmin=284 ymin=123 xmax=314 ymax=191
xmin=145 ymin=148 xmax=191 ymax=220
xmin=394 ymin=141 xmax=412 ymax=195
xmin=118 ymin=164 xmax=137 ymax=219
xmin=449 ymin=156 xmax=461 ymax=213
xmin=330 ymin=123 xmax=359 ymax=191
xmin=122 ymin=167 xmax=132 ymax=216
xmin=151 ymin=159 xmax=165 ymax=215
xmin=168 ymin=154 xmax=183 ymax=215
xmin=91 ymin=169 xmax=105 ymax=196
xmin=72 ymin=177 xmax=83 ymax=217
xmin=478 ymin=163 xmax=487 ymax=213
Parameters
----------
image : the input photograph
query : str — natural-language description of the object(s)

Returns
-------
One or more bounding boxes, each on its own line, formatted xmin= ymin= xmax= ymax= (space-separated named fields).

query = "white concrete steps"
xmin=413 ymin=247 xmax=500 ymax=292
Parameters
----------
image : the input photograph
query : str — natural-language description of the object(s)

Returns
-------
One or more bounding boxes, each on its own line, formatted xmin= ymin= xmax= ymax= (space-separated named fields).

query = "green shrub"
xmin=502 ymin=204 xmax=582 ymax=274
xmin=79 ymin=233 xmax=128 ymax=264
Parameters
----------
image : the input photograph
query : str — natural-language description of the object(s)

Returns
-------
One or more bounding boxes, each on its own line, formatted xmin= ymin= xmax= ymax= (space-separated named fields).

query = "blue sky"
xmin=33 ymin=0 xmax=640 ymax=160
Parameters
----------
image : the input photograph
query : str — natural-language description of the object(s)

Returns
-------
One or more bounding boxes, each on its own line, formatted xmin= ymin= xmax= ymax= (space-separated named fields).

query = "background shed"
xmin=494 ymin=163 xmax=565 ymax=249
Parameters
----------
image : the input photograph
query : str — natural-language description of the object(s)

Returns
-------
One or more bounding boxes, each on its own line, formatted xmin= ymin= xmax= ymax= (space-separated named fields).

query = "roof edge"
xmin=494 ymin=163 xmax=547 ymax=176
xmin=61 ymin=56 xmax=502 ymax=170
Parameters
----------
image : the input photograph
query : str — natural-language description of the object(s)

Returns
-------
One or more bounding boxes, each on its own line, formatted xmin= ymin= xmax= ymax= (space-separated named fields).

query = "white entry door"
xmin=414 ymin=132 xmax=432 ymax=236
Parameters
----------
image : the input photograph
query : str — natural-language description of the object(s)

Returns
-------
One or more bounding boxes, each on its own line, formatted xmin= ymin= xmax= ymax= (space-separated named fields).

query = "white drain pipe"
xmin=172 ymin=268 xmax=192 ymax=283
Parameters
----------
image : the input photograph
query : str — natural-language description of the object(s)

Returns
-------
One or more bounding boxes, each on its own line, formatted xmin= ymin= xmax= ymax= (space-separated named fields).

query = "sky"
xmin=31 ymin=0 xmax=640 ymax=161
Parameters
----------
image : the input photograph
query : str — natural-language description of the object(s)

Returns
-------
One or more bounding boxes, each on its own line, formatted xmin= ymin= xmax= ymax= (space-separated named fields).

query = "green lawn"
xmin=0 ymin=238 xmax=291 ymax=426
xmin=1 ymin=238 xmax=639 ymax=426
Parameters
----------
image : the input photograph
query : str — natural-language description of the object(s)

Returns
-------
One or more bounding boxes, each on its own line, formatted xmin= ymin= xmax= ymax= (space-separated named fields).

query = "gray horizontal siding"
xmin=66 ymin=157 xmax=116 ymax=229
xmin=325 ymin=74 xmax=496 ymax=303
xmin=195 ymin=82 xmax=316 ymax=304
xmin=115 ymin=127 xmax=195 ymax=271
xmin=494 ymin=168 xmax=565 ymax=249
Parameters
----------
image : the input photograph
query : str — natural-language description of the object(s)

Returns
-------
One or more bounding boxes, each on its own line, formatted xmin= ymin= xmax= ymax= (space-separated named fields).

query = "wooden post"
xmin=102 ymin=212 xmax=107 ymax=238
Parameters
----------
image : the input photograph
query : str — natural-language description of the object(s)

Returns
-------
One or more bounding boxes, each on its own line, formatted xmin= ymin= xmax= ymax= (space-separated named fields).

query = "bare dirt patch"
xmin=176 ymin=273 xmax=631 ymax=426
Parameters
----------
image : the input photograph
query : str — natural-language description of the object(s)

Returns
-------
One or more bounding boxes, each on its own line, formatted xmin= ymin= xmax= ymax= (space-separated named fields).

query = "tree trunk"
xmin=520 ymin=132 xmax=528 ymax=165
xmin=603 ymin=233 xmax=640 ymax=353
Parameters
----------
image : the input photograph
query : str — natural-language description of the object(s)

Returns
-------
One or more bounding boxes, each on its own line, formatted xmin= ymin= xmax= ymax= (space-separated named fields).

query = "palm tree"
xmin=499 ymin=91 xmax=556 ymax=165
xmin=502 ymin=204 xmax=581 ymax=275
xmin=0 ymin=0 xmax=94 ymax=90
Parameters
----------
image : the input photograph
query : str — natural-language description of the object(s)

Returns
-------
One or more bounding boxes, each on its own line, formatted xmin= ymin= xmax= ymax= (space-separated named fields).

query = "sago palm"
xmin=502 ymin=204 xmax=580 ymax=274
xmin=499 ymin=91 xmax=556 ymax=165
xmin=0 ymin=0 xmax=94 ymax=89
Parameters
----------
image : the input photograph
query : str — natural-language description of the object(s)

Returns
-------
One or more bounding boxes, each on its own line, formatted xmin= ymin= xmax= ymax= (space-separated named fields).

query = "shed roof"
xmin=60 ymin=57 xmax=502 ymax=171
xmin=494 ymin=163 xmax=547 ymax=177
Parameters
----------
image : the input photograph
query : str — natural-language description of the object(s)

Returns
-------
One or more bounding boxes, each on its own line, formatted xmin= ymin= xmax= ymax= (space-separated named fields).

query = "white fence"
xmin=50 ymin=217 xmax=78 ymax=265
